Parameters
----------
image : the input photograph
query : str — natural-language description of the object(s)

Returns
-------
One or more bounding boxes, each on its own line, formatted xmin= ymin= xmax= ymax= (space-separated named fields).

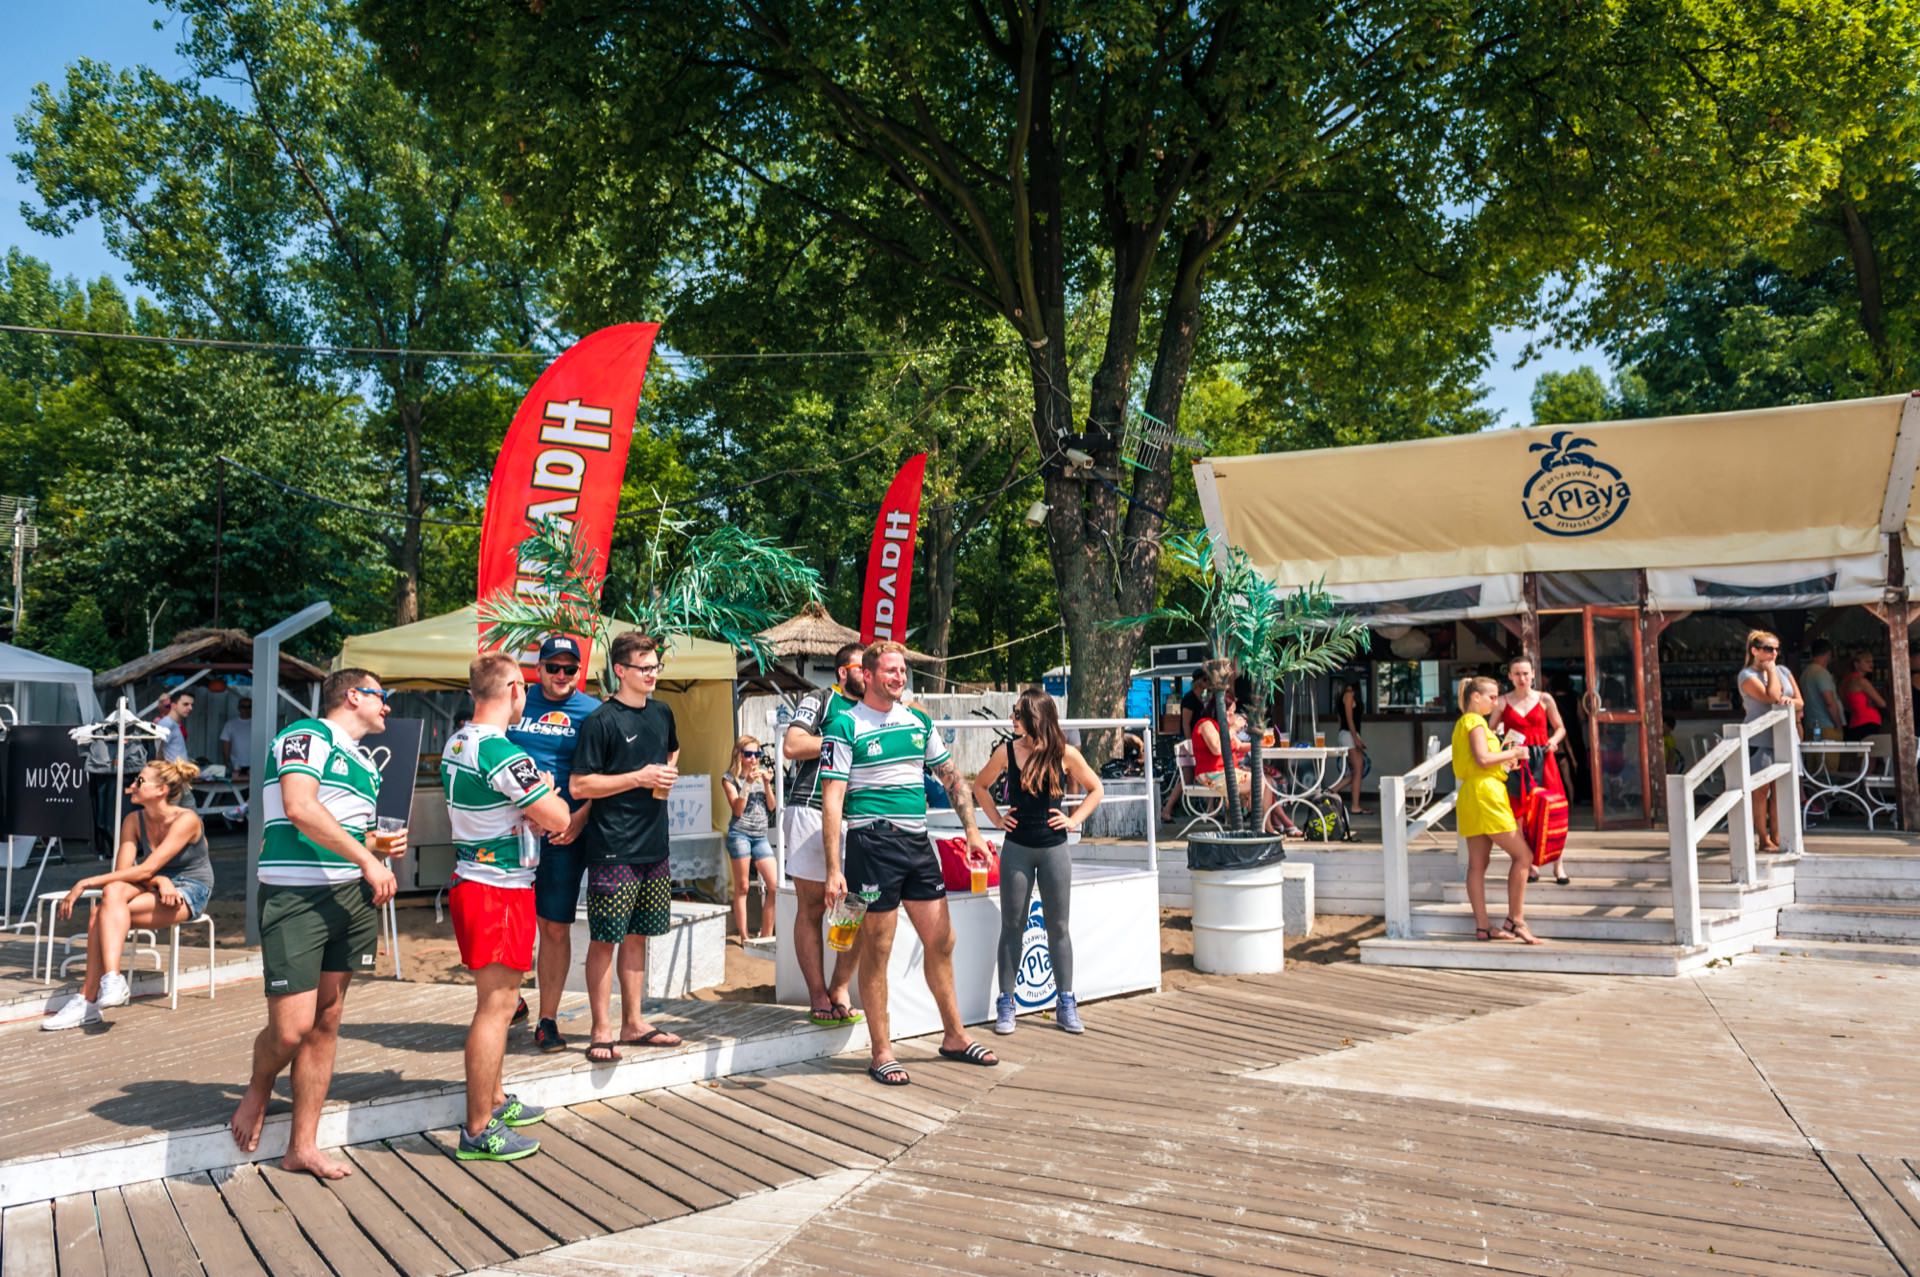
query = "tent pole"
xmin=1885 ymin=538 xmax=1919 ymax=832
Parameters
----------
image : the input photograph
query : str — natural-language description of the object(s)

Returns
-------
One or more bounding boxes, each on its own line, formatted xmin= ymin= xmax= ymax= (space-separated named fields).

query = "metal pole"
xmin=212 ymin=461 xmax=224 ymax=629
xmin=247 ymin=602 xmax=333 ymax=943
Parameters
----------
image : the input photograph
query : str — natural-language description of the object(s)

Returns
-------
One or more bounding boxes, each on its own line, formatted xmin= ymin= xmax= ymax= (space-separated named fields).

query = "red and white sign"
xmin=860 ymin=453 xmax=927 ymax=644
xmin=476 ymin=323 xmax=660 ymax=665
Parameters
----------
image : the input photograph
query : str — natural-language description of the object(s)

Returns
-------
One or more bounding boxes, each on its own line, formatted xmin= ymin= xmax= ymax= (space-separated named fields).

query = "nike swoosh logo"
xmin=624 ymin=734 xmax=638 ymax=743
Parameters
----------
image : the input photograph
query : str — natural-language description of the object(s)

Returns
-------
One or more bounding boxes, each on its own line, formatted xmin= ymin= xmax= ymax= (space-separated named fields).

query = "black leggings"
xmin=997 ymin=839 xmax=1074 ymax=995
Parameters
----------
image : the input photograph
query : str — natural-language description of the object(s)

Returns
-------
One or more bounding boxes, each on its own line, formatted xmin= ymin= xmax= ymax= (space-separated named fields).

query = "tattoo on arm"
xmin=936 ymin=760 xmax=978 ymax=830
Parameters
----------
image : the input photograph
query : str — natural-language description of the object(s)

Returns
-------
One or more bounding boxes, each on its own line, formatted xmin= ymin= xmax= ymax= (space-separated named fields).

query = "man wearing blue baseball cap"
xmin=506 ymin=634 xmax=601 ymax=1051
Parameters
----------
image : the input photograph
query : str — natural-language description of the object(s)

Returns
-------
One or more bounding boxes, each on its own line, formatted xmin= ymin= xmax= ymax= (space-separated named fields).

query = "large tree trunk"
xmin=923 ymin=503 xmax=960 ymax=686
xmin=1838 ymin=198 xmax=1897 ymax=392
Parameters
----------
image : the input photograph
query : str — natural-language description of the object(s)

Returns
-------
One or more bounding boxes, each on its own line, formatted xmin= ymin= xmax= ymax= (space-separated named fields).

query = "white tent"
xmin=0 ymin=642 xmax=102 ymax=724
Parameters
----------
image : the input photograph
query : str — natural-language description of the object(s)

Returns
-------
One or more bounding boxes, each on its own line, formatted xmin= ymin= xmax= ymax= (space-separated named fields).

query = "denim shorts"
xmin=175 ymin=878 xmax=212 ymax=920
xmin=727 ymin=832 xmax=774 ymax=862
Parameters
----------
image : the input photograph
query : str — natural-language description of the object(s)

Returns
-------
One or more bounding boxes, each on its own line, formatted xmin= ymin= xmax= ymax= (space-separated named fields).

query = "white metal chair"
xmin=168 ymin=913 xmax=217 ymax=1008
xmin=1172 ymin=740 xmax=1227 ymax=837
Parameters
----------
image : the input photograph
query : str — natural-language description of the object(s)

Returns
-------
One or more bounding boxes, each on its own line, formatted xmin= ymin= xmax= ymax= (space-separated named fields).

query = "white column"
xmin=1380 ymin=774 xmax=1410 ymax=940
xmin=1667 ymin=773 xmax=1702 ymax=946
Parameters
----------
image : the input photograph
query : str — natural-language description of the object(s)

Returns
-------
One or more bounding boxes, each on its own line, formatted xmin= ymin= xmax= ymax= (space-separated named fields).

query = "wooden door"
xmin=1582 ymin=606 xmax=1652 ymax=828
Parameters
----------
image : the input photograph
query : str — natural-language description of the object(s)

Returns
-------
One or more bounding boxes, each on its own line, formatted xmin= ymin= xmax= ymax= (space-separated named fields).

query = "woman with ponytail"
xmin=973 ymin=687 xmax=1104 ymax=1036
xmin=43 ymin=760 xmax=215 ymax=1029
xmin=1453 ymin=676 xmax=1543 ymax=945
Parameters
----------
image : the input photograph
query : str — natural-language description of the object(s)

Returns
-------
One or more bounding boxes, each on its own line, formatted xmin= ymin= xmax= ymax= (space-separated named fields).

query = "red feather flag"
xmin=860 ymin=453 xmax=928 ymax=644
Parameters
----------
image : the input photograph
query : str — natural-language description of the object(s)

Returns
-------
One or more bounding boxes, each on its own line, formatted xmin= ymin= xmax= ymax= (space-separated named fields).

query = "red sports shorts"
xmin=449 ymin=877 xmax=535 ymax=973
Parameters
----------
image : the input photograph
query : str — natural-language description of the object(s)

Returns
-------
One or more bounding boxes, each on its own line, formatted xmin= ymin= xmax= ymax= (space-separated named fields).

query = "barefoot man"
xmin=821 ymin=641 xmax=997 ymax=1086
xmin=231 ymin=669 xmax=401 ymax=1177
xmin=444 ymin=654 xmax=572 ymax=1161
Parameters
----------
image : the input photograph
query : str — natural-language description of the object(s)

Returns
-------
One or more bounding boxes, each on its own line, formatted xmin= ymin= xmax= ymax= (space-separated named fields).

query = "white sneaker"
xmin=97 ymin=973 xmax=131 ymax=1008
xmin=41 ymin=996 xmax=101 ymax=1030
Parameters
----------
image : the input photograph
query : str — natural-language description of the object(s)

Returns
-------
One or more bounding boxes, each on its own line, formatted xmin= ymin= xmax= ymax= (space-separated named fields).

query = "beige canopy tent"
xmin=1194 ymin=391 xmax=1920 ymax=828
xmin=335 ymin=605 xmax=738 ymax=829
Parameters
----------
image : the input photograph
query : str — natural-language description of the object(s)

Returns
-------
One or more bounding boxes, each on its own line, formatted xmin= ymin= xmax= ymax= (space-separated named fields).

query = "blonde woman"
xmin=44 ymin=761 xmax=214 ymax=1029
xmin=1453 ymin=677 xmax=1543 ymax=945
xmin=722 ymin=734 xmax=779 ymax=941
xmin=1738 ymin=630 xmax=1801 ymax=853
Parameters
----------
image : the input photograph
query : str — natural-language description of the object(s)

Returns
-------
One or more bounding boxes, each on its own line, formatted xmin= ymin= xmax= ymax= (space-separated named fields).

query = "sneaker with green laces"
xmin=457 ymin=1119 xmax=540 ymax=1161
xmin=492 ymin=1095 xmax=545 ymax=1128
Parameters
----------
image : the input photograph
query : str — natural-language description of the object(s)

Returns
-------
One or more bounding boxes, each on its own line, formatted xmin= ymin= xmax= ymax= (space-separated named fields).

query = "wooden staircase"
xmin=1757 ymin=852 xmax=1920 ymax=967
xmin=1360 ymin=838 xmax=1801 ymax=976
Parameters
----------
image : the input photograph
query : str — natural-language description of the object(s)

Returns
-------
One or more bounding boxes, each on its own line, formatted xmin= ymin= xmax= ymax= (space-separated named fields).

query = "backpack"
xmin=1302 ymin=796 xmax=1354 ymax=843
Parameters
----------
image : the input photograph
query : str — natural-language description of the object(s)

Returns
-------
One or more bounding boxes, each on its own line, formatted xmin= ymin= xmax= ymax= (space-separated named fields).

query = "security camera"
xmin=1062 ymin=447 xmax=1094 ymax=469
xmin=1023 ymin=500 xmax=1050 ymax=526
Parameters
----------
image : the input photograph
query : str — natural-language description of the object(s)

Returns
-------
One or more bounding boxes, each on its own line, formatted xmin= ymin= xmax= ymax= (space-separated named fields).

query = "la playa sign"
xmin=1522 ymin=430 xmax=1631 ymax=538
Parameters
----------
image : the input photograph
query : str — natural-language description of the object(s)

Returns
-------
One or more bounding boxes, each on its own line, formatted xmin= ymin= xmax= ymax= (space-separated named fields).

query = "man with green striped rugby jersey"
xmin=778 ymin=640 xmax=866 ymax=1028
xmin=444 ymin=654 xmax=572 ymax=1163
xmin=821 ymin=641 xmax=998 ymax=1087
xmin=231 ymin=669 xmax=402 ymax=1181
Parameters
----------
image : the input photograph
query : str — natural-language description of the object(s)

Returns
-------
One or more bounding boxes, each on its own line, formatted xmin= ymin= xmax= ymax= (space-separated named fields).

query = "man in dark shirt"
xmin=569 ymin=632 xmax=682 ymax=1060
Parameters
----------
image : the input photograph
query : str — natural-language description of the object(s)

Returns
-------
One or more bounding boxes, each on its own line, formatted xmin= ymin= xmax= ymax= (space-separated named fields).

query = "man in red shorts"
xmin=443 ymin=653 xmax=572 ymax=1160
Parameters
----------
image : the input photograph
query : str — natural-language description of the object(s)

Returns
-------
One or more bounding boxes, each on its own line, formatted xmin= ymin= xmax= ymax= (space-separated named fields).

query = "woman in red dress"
xmin=1491 ymin=657 xmax=1570 ymax=885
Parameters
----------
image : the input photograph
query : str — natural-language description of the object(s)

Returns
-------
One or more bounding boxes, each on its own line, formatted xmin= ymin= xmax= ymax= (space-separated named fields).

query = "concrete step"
xmin=1438 ymin=878 xmax=1794 ymax=912
xmin=1408 ymin=901 xmax=1779 ymax=945
xmin=1776 ymin=902 xmax=1920 ymax=944
xmin=1359 ymin=935 xmax=1713 ymax=976
xmin=1753 ymin=938 xmax=1920 ymax=967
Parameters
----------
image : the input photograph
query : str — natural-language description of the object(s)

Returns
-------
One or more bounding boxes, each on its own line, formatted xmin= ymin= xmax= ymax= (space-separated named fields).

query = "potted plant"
xmin=478 ymin=510 xmax=822 ymax=685
xmin=1119 ymin=530 xmax=1363 ymax=972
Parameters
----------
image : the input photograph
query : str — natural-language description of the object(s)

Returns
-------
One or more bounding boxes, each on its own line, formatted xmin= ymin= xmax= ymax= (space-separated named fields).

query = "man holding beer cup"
xmin=569 ymin=632 xmax=684 ymax=1062
xmin=231 ymin=669 xmax=402 ymax=1179
xmin=820 ymin=641 xmax=997 ymax=1086
xmin=443 ymin=653 xmax=572 ymax=1161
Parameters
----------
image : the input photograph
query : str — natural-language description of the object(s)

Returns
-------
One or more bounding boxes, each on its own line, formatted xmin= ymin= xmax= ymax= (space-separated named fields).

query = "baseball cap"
xmin=538 ymin=636 xmax=583 ymax=663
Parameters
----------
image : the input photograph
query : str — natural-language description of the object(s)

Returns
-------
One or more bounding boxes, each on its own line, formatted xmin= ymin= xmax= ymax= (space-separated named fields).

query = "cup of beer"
xmin=1261 ymin=729 xmax=1276 ymax=747
xmin=1277 ymin=731 xmax=1291 ymax=748
xmin=825 ymin=893 xmax=869 ymax=952
xmin=1312 ymin=731 xmax=1327 ymax=748
xmin=370 ymin=816 xmax=407 ymax=855
xmin=966 ymin=848 xmax=991 ymax=894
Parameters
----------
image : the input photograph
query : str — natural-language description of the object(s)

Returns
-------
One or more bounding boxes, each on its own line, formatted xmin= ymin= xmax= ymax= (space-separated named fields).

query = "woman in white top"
xmin=1737 ymin=629 xmax=1801 ymax=853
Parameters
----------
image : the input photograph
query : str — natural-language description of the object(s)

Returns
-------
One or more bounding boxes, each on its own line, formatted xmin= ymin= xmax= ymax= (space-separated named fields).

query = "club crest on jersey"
xmin=449 ymin=739 xmax=465 ymax=755
xmin=281 ymin=733 xmax=313 ymax=764
xmin=910 ymin=732 xmax=926 ymax=749
xmin=329 ymin=756 xmax=349 ymax=776
xmin=508 ymin=757 xmax=541 ymax=789
xmin=864 ymin=740 xmax=884 ymax=757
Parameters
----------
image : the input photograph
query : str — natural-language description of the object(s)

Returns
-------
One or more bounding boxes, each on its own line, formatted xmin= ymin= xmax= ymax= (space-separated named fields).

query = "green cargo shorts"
xmin=257 ymin=880 xmax=380 ymax=997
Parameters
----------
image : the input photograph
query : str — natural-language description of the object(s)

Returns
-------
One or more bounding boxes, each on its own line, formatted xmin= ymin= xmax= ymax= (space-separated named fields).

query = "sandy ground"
xmin=1157 ymin=908 xmax=1383 ymax=992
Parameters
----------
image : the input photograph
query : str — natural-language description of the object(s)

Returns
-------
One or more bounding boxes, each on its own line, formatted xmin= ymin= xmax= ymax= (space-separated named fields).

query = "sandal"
xmin=937 ymin=1041 xmax=999 ymax=1066
xmin=867 ymin=1059 xmax=911 ymax=1086
xmin=808 ymin=1005 xmax=839 ymax=1027
xmin=831 ymin=1003 xmax=864 ymax=1026
xmin=1554 ymin=872 xmax=1571 ymax=887
xmin=622 ymin=1027 xmax=683 ymax=1048
xmin=586 ymin=1041 xmax=621 ymax=1064
xmin=1504 ymin=916 xmax=1546 ymax=946
xmin=1476 ymin=923 xmax=1515 ymax=941
xmin=1526 ymin=872 xmax=1540 ymax=884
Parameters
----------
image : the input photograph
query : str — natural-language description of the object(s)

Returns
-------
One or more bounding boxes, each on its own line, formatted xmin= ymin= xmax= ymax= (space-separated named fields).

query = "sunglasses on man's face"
xmin=618 ymin=662 xmax=662 ymax=675
xmin=543 ymin=663 xmax=579 ymax=675
xmin=352 ymin=686 xmax=392 ymax=704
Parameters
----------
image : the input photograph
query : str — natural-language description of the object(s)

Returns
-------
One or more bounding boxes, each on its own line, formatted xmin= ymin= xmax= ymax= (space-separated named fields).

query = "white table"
xmin=1800 ymin=741 xmax=1895 ymax=829
xmin=192 ymin=780 xmax=248 ymax=825
xmin=1260 ymin=745 xmax=1350 ymax=837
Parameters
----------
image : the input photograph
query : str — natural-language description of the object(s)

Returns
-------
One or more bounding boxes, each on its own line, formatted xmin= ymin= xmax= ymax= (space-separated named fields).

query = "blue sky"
xmin=3 ymin=2 xmax=1609 ymax=427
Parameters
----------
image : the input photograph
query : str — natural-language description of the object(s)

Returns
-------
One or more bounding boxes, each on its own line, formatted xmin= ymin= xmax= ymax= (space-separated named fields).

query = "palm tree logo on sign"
xmin=1013 ymin=897 xmax=1056 ymax=1010
xmin=1522 ymin=430 xmax=1631 ymax=538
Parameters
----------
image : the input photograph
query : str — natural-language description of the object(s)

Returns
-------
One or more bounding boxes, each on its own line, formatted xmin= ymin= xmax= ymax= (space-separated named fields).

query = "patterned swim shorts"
xmin=585 ymin=861 xmax=672 ymax=943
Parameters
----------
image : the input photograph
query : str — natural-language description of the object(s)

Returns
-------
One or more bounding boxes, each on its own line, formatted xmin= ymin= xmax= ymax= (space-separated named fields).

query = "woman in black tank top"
xmin=971 ymin=688 xmax=1106 ymax=1037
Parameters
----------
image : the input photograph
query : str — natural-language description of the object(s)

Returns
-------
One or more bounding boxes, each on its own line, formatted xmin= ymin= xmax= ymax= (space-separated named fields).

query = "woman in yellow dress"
xmin=1452 ymin=676 xmax=1544 ymax=945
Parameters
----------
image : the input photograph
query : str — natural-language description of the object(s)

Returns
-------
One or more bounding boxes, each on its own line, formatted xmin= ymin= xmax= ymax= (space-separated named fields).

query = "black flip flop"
xmin=937 ymin=1042 xmax=999 ymax=1067
xmin=586 ymin=1041 xmax=620 ymax=1064
xmin=622 ymin=1028 xmax=683 ymax=1048
xmin=867 ymin=1060 xmax=911 ymax=1086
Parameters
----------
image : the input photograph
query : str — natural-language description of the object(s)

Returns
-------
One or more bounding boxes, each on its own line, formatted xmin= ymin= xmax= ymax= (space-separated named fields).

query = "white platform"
xmin=774 ymin=861 xmax=1161 ymax=1038
xmin=562 ymin=899 xmax=728 ymax=998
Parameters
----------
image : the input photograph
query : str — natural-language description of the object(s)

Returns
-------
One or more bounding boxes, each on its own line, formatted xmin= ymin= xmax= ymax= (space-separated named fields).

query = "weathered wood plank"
xmin=1 ymin=1201 xmax=56 ymax=1277
xmin=381 ymin=1134 xmax=553 ymax=1257
xmin=340 ymin=1142 xmax=503 ymax=1274
xmin=51 ymin=1194 xmax=106 ymax=1277
xmin=542 ymin=1108 xmax=728 ymax=1213
xmin=415 ymin=1130 xmax=598 ymax=1244
xmin=92 ymin=1188 xmax=150 ymax=1277
xmin=315 ymin=1152 xmax=459 ymax=1277
xmin=118 ymin=1180 xmax=202 ymax=1277
xmin=213 ymin=1166 xmax=331 ymax=1277
xmin=163 ymin=1173 xmax=265 ymax=1277
xmin=569 ymin=1100 xmax=763 ymax=1201
xmin=517 ymin=1122 xmax=685 ymax=1225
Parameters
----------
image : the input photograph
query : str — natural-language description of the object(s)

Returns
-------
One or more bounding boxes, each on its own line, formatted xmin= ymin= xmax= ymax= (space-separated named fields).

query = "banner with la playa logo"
xmin=1193 ymin=393 xmax=1916 ymax=608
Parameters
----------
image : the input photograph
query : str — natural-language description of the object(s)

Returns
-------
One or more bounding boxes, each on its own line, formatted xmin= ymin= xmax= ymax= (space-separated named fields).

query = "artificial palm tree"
xmin=1123 ymin=531 xmax=1366 ymax=840
xmin=478 ymin=511 xmax=822 ymax=686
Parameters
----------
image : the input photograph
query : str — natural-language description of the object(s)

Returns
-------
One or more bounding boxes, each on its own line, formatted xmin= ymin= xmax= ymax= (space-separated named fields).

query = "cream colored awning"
xmin=334 ymin=605 xmax=739 ymax=687
xmin=1196 ymin=394 xmax=1919 ymax=594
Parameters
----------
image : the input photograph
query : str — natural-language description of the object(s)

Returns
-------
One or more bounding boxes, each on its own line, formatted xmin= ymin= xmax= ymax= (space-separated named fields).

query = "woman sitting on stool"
xmin=43 ymin=760 xmax=214 ymax=1030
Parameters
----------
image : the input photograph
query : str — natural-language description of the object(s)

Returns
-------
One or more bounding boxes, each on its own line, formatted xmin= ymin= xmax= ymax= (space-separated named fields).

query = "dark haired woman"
xmin=972 ymin=687 xmax=1104 ymax=1037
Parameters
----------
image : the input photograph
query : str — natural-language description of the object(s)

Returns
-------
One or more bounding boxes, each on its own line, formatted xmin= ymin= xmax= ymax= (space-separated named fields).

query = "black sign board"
xmin=4 ymin=725 xmax=93 ymax=840
xmin=360 ymin=718 xmax=424 ymax=822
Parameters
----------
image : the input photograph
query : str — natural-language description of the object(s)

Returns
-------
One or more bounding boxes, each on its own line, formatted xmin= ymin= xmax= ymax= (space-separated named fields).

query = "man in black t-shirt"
xmin=569 ymin=632 xmax=683 ymax=1061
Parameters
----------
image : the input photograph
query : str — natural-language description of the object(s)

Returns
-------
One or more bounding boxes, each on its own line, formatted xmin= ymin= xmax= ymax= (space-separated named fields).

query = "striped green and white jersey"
xmin=258 ymin=717 xmax=381 ymax=886
xmin=440 ymin=724 xmax=553 ymax=888
xmin=819 ymin=701 xmax=950 ymax=831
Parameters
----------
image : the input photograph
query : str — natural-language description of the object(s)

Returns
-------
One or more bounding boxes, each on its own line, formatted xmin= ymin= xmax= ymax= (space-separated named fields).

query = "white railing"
xmin=1665 ymin=707 xmax=1801 ymax=946
xmin=772 ymin=714 xmax=1157 ymax=882
xmin=1379 ymin=745 xmax=1458 ymax=939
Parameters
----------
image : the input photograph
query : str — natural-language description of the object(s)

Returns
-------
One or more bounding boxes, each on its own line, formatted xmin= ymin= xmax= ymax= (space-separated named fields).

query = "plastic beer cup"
xmin=1277 ymin=731 xmax=1291 ymax=748
xmin=825 ymin=894 xmax=868 ymax=952
xmin=966 ymin=848 xmax=990 ymax=894
xmin=371 ymin=815 xmax=406 ymax=855
xmin=1312 ymin=731 xmax=1326 ymax=748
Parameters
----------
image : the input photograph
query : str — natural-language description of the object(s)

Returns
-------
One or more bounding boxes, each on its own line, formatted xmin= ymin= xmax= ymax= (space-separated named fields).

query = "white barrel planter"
xmin=1191 ymin=860 xmax=1288 ymax=974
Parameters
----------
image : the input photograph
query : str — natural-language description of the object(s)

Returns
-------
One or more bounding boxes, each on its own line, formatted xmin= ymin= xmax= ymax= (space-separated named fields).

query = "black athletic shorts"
xmin=844 ymin=821 xmax=946 ymax=913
